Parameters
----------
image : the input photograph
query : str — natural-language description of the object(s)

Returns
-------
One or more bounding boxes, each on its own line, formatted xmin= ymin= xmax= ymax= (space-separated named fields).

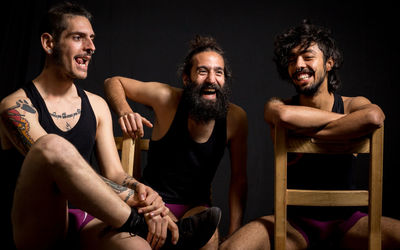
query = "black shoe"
xmin=163 ymin=207 xmax=222 ymax=249
xmin=117 ymin=207 xmax=147 ymax=238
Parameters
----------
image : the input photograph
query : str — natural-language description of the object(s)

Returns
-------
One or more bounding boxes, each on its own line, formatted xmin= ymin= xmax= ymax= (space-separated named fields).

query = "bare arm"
xmin=0 ymin=92 xmax=47 ymax=155
xmin=104 ymin=76 xmax=179 ymax=139
xmin=227 ymin=103 xmax=248 ymax=235
xmin=264 ymin=96 xmax=384 ymax=140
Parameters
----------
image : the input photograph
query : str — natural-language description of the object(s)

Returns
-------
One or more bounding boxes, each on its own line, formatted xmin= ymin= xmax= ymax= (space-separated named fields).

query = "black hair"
xmin=273 ymin=20 xmax=343 ymax=92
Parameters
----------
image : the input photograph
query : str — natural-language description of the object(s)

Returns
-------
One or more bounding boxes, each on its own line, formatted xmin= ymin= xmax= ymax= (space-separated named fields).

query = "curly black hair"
xmin=178 ymin=35 xmax=232 ymax=81
xmin=273 ymin=20 xmax=343 ymax=93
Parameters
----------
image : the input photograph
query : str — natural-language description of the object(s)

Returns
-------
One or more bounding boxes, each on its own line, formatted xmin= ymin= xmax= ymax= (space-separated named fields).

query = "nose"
xmin=295 ymin=56 xmax=306 ymax=69
xmin=85 ymin=39 xmax=96 ymax=55
xmin=206 ymin=71 xmax=217 ymax=84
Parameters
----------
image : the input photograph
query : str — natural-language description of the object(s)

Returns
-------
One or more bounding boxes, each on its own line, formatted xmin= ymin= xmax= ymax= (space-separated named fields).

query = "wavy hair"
xmin=273 ymin=20 xmax=343 ymax=93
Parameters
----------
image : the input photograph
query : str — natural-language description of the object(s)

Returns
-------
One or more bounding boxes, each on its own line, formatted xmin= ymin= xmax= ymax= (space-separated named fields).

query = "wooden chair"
xmin=114 ymin=135 xmax=149 ymax=178
xmin=273 ymin=125 xmax=384 ymax=250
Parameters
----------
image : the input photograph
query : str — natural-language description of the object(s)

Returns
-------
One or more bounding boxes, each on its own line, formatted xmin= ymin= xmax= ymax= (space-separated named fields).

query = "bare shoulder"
xmin=0 ymin=89 xmax=29 ymax=111
xmin=227 ymin=103 xmax=248 ymax=139
xmin=342 ymin=95 xmax=373 ymax=113
xmin=85 ymin=90 xmax=109 ymax=109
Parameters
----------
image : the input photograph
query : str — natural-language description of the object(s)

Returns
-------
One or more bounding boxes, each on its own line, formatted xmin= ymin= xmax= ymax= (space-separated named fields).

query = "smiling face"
xmin=288 ymin=43 xmax=333 ymax=96
xmin=182 ymin=51 xmax=230 ymax=123
xmin=50 ymin=15 xmax=95 ymax=80
xmin=185 ymin=51 xmax=226 ymax=101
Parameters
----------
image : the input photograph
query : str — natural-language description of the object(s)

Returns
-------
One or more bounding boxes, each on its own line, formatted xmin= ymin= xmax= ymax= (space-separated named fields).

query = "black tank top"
xmin=288 ymin=93 xmax=358 ymax=220
xmin=142 ymin=99 xmax=227 ymax=205
xmin=22 ymin=82 xmax=96 ymax=163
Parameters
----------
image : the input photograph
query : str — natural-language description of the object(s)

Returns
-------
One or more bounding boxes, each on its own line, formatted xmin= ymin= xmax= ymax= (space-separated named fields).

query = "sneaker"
xmin=165 ymin=207 xmax=222 ymax=249
xmin=119 ymin=206 xmax=222 ymax=249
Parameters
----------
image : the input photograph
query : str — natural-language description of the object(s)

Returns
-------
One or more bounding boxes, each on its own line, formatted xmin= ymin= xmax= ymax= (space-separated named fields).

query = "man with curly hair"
xmin=220 ymin=20 xmax=400 ymax=249
xmin=104 ymin=35 xmax=248 ymax=249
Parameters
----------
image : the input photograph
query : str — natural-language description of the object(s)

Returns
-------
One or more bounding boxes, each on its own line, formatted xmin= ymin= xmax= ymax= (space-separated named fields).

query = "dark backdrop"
xmin=2 ymin=0 xmax=399 ymax=240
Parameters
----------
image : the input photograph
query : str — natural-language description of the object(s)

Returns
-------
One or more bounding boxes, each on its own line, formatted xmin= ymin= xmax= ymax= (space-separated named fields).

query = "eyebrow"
xmin=197 ymin=66 xmax=224 ymax=71
xmin=68 ymin=31 xmax=95 ymax=39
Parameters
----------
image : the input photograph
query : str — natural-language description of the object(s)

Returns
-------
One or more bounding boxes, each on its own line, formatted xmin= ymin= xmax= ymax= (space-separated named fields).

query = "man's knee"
xmin=28 ymin=134 xmax=78 ymax=166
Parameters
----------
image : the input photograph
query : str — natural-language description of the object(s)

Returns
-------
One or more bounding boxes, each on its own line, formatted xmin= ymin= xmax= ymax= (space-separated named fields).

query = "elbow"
xmin=264 ymin=101 xmax=287 ymax=125
xmin=367 ymin=104 xmax=385 ymax=128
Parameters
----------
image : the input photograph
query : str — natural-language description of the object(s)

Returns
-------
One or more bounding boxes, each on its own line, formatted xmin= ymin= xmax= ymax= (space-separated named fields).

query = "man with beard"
xmin=0 ymin=3 xmax=221 ymax=249
xmin=220 ymin=20 xmax=400 ymax=249
xmin=104 ymin=35 xmax=248 ymax=249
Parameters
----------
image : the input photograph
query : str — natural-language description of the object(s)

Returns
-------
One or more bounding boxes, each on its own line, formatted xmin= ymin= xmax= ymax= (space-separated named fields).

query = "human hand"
xmin=118 ymin=112 xmax=153 ymax=139
xmin=144 ymin=214 xmax=179 ymax=249
xmin=135 ymin=183 xmax=169 ymax=217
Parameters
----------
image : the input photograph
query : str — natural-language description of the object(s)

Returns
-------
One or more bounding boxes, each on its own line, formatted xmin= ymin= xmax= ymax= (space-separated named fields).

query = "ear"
xmin=182 ymin=74 xmax=189 ymax=86
xmin=41 ymin=33 xmax=55 ymax=55
xmin=326 ymin=57 xmax=334 ymax=71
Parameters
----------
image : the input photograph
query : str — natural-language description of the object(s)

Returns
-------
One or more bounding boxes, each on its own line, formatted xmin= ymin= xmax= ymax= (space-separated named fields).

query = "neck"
xmin=33 ymin=66 xmax=75 ymax=99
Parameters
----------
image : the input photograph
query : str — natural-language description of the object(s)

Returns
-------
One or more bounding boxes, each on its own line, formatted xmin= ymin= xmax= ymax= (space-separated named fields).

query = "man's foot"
xmin=166 ymin=207 xmax=221 ymax=249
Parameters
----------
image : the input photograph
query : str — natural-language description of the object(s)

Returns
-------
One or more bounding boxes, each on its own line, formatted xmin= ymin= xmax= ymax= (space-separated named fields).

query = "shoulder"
xmin=85 ymin=90 xmax=109 ymax=109
xmin=0 ymin=89 xmax=30 ymax=112
xmin=342 ymin=95 xmax=373 ymax=113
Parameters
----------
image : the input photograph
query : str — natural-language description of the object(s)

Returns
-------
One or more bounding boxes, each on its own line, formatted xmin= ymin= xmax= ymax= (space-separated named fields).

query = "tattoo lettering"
xmin=50 ymin=109 xmax=81 ymax=119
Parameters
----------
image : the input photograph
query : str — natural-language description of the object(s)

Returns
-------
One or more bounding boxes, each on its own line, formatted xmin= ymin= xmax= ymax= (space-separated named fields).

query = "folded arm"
xmin=264 ymin=96 xmax=384 ymax=140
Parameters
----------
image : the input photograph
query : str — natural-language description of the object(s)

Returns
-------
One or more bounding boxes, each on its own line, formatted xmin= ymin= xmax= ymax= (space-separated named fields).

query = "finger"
xmin=166 ymin=216 xmax=179 ymax=245
xmin=118 ymin=117 xmax=127 ymax=134
xmin=136 ymin=183 xmax=147 ymax=201
xmin=142 ymin=116 xmax=153 ymax=128
xmin=152 ymin=218 xmax=162 ymax=249
xmin=156 ymin=217 xmax=168 ymax=249
xmin=126 ymin=114 xmax=139 ymax=139
xmin=134 ymin=114 xmax=144 ymax=137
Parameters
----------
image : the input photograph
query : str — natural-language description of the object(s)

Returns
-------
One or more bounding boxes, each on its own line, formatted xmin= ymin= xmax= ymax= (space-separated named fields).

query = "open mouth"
xmin=293 ymin=69 xmax=314 ymax=82
xmin=74 ymin=55 xmax=90 ymax=69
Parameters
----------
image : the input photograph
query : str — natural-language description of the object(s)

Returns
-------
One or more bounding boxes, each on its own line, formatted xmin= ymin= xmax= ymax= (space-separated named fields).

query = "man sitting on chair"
xmin=104 ymin=35 xmax=248 ymax=249
xmin=220 ymin=20 xmax=400 ymax=249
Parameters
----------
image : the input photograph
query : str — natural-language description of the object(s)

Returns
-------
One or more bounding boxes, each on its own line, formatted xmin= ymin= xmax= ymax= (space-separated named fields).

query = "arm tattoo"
xmin=100 ymin=176 xmax=128 ymax=194
xmin=100 ymin=176 xmax=135 ymax=202
xmin=1 ymin=100 xmax=37 ymax=153
xmin=121 ymin=174 xmax=138 ymax=190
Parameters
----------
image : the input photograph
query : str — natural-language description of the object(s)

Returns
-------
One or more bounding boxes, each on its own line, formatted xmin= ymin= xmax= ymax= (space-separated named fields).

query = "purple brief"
xmin=289 ymin=211 xmax=368 ymax=246
xmin=165 ymin=203 xmax=210 ymax=219
xmin=68 ymin=208 xmax=95 ymax=232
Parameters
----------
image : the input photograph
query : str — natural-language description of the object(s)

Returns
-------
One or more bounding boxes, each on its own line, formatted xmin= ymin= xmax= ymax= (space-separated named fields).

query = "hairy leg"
xmin=12 ymin=134 xmax=131 ymax=248
xmin=219 ymin=215 xmax=307 ymax=250
xmin=341 ymin=215 xmax=400 ymax=249
xmin=79 ymin=218 xmax=152 ymax=250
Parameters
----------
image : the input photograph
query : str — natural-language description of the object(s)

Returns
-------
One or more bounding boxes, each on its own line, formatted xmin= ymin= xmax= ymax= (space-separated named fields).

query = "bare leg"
xmin=182 ymin=206 xmax=219 ymax=250
xmin=79 ymin=218 xmax=151 ymax=250
xmin=219 ymin=215 xmax=307 ymax=250
xmin=12 ymin=134 xmax=131 ymax=249
xmin=341 ymin=215 xmax=400 ymax=249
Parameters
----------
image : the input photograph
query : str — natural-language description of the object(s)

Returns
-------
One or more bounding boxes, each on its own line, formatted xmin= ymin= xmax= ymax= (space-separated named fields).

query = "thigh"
xmin=342 ymin=215 xmax=400 ymax=249
xmin=79 ymin=218 xmax=151 ymax=250
xmin=221 ymin=215 xmax=307 ymax=250
xmin=12 ymin=146 xmax=68 ymax=249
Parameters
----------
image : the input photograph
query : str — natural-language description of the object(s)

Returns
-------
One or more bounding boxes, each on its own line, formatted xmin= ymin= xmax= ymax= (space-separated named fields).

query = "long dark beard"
xmin=182 ymin=81 xmax=230 ymax=123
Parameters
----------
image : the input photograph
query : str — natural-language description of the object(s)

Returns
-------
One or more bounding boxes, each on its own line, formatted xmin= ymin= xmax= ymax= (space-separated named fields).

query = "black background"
xmin=1 ymin=0 xmax=399 ymax=240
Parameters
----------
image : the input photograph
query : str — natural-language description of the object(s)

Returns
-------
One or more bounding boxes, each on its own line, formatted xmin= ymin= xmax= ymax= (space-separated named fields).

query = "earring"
xmin=48 ymin=49 xmax=52 ymax=54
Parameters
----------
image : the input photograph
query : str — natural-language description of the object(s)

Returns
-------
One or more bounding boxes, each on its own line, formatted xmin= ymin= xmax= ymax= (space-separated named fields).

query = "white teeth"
xmin=298 ymin=74 xmax=309 ymax=80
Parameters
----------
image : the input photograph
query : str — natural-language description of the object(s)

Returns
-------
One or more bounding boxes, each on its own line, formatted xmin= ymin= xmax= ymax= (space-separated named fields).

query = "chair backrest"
xmin=273 ymin=125 xmax=384 ymax=250
xmin=115 ymin=135 xmax=150 ymax=179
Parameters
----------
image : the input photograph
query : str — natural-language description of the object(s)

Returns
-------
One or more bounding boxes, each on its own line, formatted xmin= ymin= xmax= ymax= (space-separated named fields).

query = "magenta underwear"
xmin=68 ymin=208 xmax=95 ymax=232
xmin=289 ymin=211 xmax=367 ymax=246
xmin=165 ymin=203 xmax=210 ymax=219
